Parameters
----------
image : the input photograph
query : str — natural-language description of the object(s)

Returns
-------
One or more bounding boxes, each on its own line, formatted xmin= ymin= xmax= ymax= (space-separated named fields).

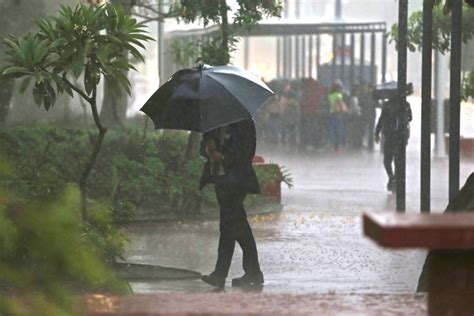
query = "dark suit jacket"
xmin=199 ymin=119 xmax=261 ymax=194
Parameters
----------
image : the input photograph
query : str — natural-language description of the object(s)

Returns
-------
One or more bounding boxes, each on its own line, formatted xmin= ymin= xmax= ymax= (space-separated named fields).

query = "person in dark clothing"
xmin=375 ymin=98 xmax=412 ymax=192
xmin=199 ymin=119 xmax=263 ymax=288
xmin=356 ymin=84 xmax=378 ymax=150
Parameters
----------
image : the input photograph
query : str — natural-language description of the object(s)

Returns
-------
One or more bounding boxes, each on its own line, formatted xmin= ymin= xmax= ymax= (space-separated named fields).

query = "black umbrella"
xmin=373 ymin=81 xmax=413 ymax=100
xmin=140 ymin=64 xmax=274 ymax=133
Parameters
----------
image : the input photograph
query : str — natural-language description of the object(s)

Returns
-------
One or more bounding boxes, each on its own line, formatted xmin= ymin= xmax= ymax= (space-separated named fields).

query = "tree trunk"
xmin=185 ymin=131 xmax=201 ymax=160
xmin=0 ymin=77 xmax=14 ymax=127
xmin=100 ymin=76 xmax=128 ymax=128
xmin=99 ymin=0 xmax=134 ymax=128
xmin=80 ymin=87 xmax=107 ymax=221
xmin=219 ymin=0 xmax=230 ymax=65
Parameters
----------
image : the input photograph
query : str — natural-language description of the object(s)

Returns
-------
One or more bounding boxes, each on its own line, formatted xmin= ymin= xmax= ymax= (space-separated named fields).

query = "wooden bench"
xmin=364 ymin=212 xmax=474 ymax=316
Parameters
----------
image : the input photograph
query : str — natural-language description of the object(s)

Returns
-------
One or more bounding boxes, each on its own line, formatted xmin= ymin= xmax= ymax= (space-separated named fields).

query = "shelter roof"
xmin=165 ymin=21 xmax=386 ymax=39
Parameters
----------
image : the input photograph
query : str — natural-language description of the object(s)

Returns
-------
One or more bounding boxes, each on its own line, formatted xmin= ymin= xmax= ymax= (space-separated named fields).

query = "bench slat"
xmin=363 ymin=213 xmax=474 ymax=249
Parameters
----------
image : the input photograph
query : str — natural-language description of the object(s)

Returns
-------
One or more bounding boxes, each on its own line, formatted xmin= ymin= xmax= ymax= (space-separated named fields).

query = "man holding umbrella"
xmin=374 ymin=81 xmax=413 ymax=192
xmin=199 ymin=119 xmax=264 ymax=288
xmin=141 ymin=64 xmax=273 ymax=288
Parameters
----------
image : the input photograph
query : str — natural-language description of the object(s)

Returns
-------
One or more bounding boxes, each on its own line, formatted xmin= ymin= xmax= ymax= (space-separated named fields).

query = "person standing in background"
xmin=327 ymin=81 xmax=348 ymax=152
xmin=348 ymin=85 xmax=363 ymax=149
xmin=358 ymin=83 xmax=378 ymax=151
xmin=300 ymin=78 xmax=325 ymax=151
xmin=267 ymin=92 xmax=282 ymax=145
xmin=280 ymin=83 xmax=300 ymax=149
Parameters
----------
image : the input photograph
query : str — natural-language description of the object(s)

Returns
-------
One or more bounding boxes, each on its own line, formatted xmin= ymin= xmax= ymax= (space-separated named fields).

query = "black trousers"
xmin=213 ymin=176 xmax=261 ymax=278
xmin=383 ymin=137 xmax=396 ymax=178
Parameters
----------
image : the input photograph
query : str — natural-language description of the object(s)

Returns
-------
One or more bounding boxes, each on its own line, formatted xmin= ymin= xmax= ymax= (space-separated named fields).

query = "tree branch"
xmin=89 ymin=85 xmax=106 ymax=133
xmin=134 ymin=3 xmax=160 ymax=14
xmin=132 ymin=12 xmax=165 ymax=22
xmin=79 ymin=84 xmax=107 ymax=220
xmin=62 ymin=75 xmax=92 ymax=103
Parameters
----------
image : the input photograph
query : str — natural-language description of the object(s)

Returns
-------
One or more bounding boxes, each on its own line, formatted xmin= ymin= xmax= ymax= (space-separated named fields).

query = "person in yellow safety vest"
xmin=327 ymin=81 xmax=348 ymax=151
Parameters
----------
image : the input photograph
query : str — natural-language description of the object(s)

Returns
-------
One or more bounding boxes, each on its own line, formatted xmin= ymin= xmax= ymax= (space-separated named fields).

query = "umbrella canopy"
xmin=373 ymin=81 xmax=413 ymax=100
xmin=140 ymin=65 xmax=274 ymax=133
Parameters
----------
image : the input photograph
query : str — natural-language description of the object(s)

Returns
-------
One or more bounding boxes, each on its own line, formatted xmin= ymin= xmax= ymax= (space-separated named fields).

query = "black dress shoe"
xmin=231 ymin=272 xmax=264 ymax=287
xmin=201 ymin=272 xmax=225 ymax=288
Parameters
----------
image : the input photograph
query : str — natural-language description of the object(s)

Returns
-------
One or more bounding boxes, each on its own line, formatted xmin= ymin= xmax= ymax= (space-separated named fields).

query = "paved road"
xmin=88 ymin=293 xmax=427 ymax=315
xmin=124 ymin=101 xmax=474 ymax=294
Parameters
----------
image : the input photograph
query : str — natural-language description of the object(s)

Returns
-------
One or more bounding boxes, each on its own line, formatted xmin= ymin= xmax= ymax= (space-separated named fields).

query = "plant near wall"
xmin=0 ymin=4 xmax=152 ymax=220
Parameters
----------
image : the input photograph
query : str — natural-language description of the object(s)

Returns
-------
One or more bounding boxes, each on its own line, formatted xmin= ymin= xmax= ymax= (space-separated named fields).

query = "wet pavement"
xmin=88 ymin=293 xmax=428 ymax=315
xmin=124 ymin=100 xmax=474 ymax=295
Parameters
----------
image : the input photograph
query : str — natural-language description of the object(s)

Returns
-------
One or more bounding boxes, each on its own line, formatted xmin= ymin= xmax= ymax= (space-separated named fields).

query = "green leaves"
xmin=2 ymin=35 xmax=51 ymax=75
xmin=84 ymin=62 xmax=100 ymax=95
xmin=172 ymin=0 xmax=281 ymax=66
xmin=177 ymin=0 xmax=221 ymax=26
xmin=234 ymin=0 xmax=282 ymax=29
xmin=0 ymin=183 xmax=129 ymax=315
xmin=1 ymin=3 xmax=152 ymax=108
xmin=33 ymin=81 xmax=57 ymax=110
xmin=1 ymin=66 xmax=30 ymax=77
xmin=387 ymin=1 xmax=474 ymax=100
xmin=389 ymin=1 xmax=474 ymax=54
xmin=462 ymin=70 xmax=474 ymax=100
xmin=169 ymin=39 xmax=199 ymax=68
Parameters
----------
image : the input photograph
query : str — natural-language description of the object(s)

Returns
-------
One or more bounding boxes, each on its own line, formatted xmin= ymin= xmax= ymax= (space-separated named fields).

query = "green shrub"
xmin=0 ymin=168 xmax=129 ymax=315
xmin=0 ymin=125 xmax=288 ymax=224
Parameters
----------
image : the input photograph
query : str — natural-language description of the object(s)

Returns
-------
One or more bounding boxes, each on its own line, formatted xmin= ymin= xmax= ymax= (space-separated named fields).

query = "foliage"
xmin=176 ymin=0 xmax=282 ymax=29
xmin=0 ymin=4 xmax=152 ymax=218
xmin=255 ymin=163 xmax=293 ymax=189
xmin=388 ymin=1 xmax=474 ymax=100
xmin=0 ymin=0 xmax=48 ymax=125
xmin=1 ymin=4 xmax=152 ymax=107
xmin=0 ymin=127 xmax=129 ymax=262
xmin=463 ymin=71 xmax=474 ymax=99
xmin=169 ymin=0 xmax=282 ymax=66
xmin=0 ymin=126 xmax=289 ymax=221
xmin=0 ymin=160 xmax=128 ymax=315
xmin=199 ymin=35 xmax=239 ymax=66
xmin=437 ymin=0 xmax=474 ymax=14
xmin=388 ymin=2 xmax=474 ymax=54
xmin=168 ymin=40 xmax=198 ymax=68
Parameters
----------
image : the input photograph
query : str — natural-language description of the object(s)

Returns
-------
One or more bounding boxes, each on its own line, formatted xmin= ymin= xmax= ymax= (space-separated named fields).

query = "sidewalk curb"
xmin=113 ymin=262 xmax=201 ymax=281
